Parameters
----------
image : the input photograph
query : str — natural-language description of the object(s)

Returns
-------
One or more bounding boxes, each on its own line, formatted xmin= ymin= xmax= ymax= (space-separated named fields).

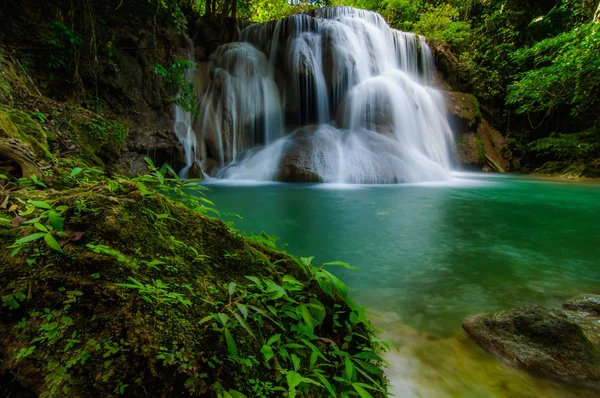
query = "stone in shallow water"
xmin=563 ymin=294 xmax=600 ymax=317
xmin=462 ymin=306 xmax=600 ymax=382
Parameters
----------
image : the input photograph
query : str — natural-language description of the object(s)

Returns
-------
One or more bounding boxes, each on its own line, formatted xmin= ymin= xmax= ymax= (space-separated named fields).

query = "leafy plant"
xmin=115 ymin=276 xmax=192 ymax=309
xmin=9 ymin=199 xmax=69 ymax=256
xmin=153 ymin=58 xmax=199 ymax=115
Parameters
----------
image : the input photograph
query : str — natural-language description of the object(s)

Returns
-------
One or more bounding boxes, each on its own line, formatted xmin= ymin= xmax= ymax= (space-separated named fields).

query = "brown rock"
xmin=463 ymin=306 xmax=600 ymax=382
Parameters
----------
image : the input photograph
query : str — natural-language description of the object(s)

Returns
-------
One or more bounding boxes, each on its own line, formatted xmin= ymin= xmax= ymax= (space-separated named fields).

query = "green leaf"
xmin=48 ymin=211 xmax=64 ymax=232
xmin=44 ymin=234 xmax=63 ymax=252
xmin=261 ymin=345 xmax=274 ymax=362
xmin=352 ymin=383 xmax=375 ymax=398
xmin=244 ymin=276 xmax=262 ymax=287
xmin=233 ymin=313 xmax=255 ymax=338
xmin=227 ymin=390 xmax=248 ymax=398
xmin=15 ymin=232 xmax=47 ymax=245
xmin=311 ymin=370 xmax=336 ymax=397
xmin=34 ymin=223 xmax=48 ymax=232
xmin=0 ymin=217 xmax=11 ymax=223
xmin=300 ymin=256 xmax=314 ymax=266
xmin=235 ymin=303 xmax=248 ymax=319
xmin=353 ymin=351 xmax=381 ymax=361
xmin=265 ymin=280 xmax=286 ymax=300
xmin=228 ymin=282 xmax=236 ymax=296
xmin=69 ymin=167 xmax=83 ymax=178
xmin=286 ymin=371 xmax=302 ymax=396
xmin=218 ymin=313 xmax=229 ymax=326
xmin=267 ymin=334 xmax=281 ymax=346
xmin=137 ymin=182 xmax=148 ymax=195
xmin=301 ymin=339 xmax=328 ymax=363
xmin=224 ymin=327 xmax=237 ymax=358
xmin=321 ymin=261 xmax=360 ymax=271
xmin=29 ymin=200 xmax=52 ymax=210
xmin=343 ymin=356 xmax=354 ymax=381
xmin=300 ymin=304 xmax=317 ymax=328
xmin=353 ymin=358 xmax=383 ymax=375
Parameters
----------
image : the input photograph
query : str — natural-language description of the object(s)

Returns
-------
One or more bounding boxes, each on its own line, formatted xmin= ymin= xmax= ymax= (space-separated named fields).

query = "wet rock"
xmin=444 ymin=91 xmax=480 ymax=134
xmin=463 ymin=306 xmax=600 ymax=382
xmin=476 ymin=119 xmax=514 ymax=172
xmin=444 ymin=92 xmax=514 ymax=172
xmin=276 ymin=126 xmax=337 ymax=183
xmin=187 ymin=161 xmax=204 ymax=179
xmin=455 ymin=132 xmax=483 ymax=169
xmin=563 ymin=294 xmax=600 ymax=317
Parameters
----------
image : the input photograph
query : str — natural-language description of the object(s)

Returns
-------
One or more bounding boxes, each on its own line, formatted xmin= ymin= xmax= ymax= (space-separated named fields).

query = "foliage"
xmin=413 ymin=3 xmax=471 ymax=50
xmin=0 ymin=163 xmax=390 ymax=396
xmin=507 ymin=22 xmax=600 ymax=118
xmin=527 ymin=129 xmax=600 ymax=163
xmin=153 ymin=58 xmax=199 ymax=115
xmin=81 ymin=116 xmax=128 ymax=144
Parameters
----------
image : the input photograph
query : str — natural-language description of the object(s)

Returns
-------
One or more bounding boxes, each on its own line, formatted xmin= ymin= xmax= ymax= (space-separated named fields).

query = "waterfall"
xmin=173 ymin=38 xmax=198 ymax=178
xmin=183 ymin=6 xmax=454 ymax=183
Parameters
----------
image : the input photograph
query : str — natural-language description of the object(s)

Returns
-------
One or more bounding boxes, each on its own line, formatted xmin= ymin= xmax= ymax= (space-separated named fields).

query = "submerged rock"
xmin=563 ymin=294 xmax=600 ymax=317
xmin=463 ymin=306 xmax=600 ymax=382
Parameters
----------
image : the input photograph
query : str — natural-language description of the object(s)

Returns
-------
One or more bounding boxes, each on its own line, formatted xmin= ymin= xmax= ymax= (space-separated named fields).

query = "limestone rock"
xmin=462 ymin=306 xmax=600 ymax=382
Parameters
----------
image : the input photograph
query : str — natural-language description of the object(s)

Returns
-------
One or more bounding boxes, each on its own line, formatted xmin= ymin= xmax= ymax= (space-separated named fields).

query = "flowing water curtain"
xmin=191 ymin=6 xmax=454 ymax=183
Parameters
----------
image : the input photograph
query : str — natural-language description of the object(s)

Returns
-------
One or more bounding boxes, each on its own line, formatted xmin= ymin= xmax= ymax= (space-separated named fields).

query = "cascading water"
xmin=173 ymin=38 xmax=198 ymax=178
xmin=184 ymin=6 xmax=454 ymax=183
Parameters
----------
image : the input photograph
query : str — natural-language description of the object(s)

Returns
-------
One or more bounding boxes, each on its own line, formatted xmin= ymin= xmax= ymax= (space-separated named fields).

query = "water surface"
xmin=205 ymin=173 xmax=600 ymax=397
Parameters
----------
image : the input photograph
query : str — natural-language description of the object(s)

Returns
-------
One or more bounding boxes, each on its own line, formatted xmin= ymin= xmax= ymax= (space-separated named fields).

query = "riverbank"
xmin=0 ymin=173 xmax=389 ymax=397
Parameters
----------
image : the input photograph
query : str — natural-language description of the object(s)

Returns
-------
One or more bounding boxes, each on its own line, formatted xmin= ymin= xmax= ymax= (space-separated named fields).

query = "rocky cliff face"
xmin=444 ymin=91 xmax=517 ymax=172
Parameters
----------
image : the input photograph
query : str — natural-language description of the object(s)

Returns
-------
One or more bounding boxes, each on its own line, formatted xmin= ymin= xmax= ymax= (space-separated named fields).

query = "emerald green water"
xmin=206 ymin=173 xmax=600 ymax=397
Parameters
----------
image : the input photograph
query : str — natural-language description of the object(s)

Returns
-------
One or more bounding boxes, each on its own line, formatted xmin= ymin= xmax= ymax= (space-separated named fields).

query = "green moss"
xmin=471 ymin=95 xmax=482 ymax=122
xmin=475 ymin=136 xmax=485 ymax=163
xmin=0 ymin=183 xmax=387 ymax=397
xmin=0 ymin=104 xmax=53 ymax=159
xmin=69 ymin=111 xmax=124 ymax=168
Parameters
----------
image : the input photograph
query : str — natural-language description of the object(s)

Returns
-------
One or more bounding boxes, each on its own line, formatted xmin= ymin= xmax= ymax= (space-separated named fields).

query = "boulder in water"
xmin=187 ymin=160 xmax=204 ymax=179
xmin=276 ymin=126 xmax=337 ymax=183
xmin=563 ymin=294 xmax=600 ymax=317
xmin=462 ymin=306 xmax=600 ymax=382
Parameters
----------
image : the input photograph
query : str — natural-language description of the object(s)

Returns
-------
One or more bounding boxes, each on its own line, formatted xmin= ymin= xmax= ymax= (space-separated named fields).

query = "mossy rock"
xmin=0 ymin=183 xmax=387 ymax=397
xmin=0 ymin=104 xmax=54 ymax=159
xmin=463 ymin=306 xmax=600 ymax=382
xmin=69 ymin=111 xmax=125 ymax=168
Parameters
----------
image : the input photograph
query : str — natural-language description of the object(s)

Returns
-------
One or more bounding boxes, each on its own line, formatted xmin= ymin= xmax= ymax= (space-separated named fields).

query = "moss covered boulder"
xmin=462 ymin=306 xmax=600 ymax=382
xmin=0 ymin=182 xmax=387 ymax=397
